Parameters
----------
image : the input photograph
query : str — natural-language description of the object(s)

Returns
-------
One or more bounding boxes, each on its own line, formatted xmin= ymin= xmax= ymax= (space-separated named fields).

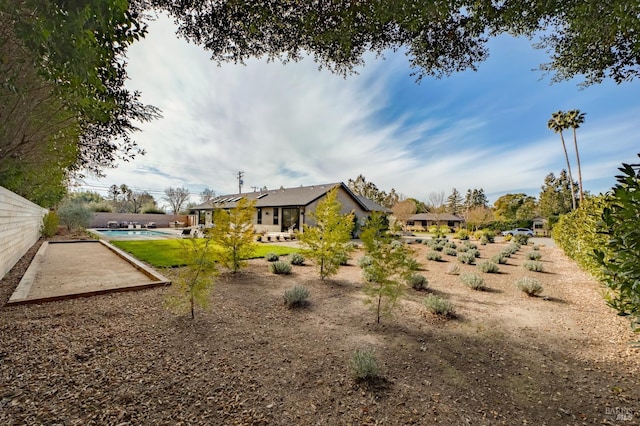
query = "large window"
xmin=257 ymin=208 xmax=262 ymax=225
xmin=273 ymin=208 xmax=279 ymax=225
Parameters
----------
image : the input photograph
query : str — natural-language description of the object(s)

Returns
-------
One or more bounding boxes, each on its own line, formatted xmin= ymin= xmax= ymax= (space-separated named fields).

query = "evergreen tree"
xmin=446 ymin=188 xmax=463 ymax=215
xmin=360 ymin=212 xmax=417 ymax=324
xmin=207 ymin=198 xmax=257 ymax=272
xmin=298 ymin=188 xmax=355 ymax=280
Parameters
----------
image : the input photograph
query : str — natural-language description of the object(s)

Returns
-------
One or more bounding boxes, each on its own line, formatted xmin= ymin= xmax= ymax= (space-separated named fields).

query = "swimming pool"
xmin=93 ymin=229 xmax=172 ymax=238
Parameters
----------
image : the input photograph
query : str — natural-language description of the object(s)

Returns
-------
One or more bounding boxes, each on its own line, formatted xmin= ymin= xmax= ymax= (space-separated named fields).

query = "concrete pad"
xmin=7 ymin=240 xmax=170 ymax=305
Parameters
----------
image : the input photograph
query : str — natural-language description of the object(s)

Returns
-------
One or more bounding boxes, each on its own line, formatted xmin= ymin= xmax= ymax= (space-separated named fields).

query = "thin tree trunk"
xmin=559 ymin=131 xmax=577 ymax=210
xmin=572 ymin=128 xmax=584 ymax=203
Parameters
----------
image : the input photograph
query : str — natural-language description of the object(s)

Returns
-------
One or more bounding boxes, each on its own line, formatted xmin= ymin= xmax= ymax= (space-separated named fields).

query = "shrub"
xmin=526 ymin=251 xmax=542 ymax=261
xmin=336 ymin=251 xmax=350 ymax=266
xmin=390 ymin=240 xmax=403 ymax=249
xmin=269 ymin=261 xmax=292 ymax=274
xmin=265 ymin=252 xmax=279 ymax=262
xmin=523 ymin=261 xmax=544 ymax=272
xmin=445 ymin=241 xmax=457 ymax=249
xmin=446 ymin=263 xmax=460 ymax=275
xmin=457 ymin=252 xmax=476 ymax=265
xmin=350 ymin=349 xmax=380 ymax=381
xmin=467 ymin=248 xmax=481 ymax=258
xmin=290 ymin=252 xmax=305 ymax=265
xmin=457 ymin=245 xmax=469 ymax=253
xmin=456 ymin=229 xmax=470 ymax=240
xmin=57 ymin=201 xmax=92 ymax=231
xmin=513 ymin=234 xmax=530 ymax=245
xmin=423 ymin=294 xmax=455 ymax=317
xmin=477 ymin=260 xmax=499 ymax=273
xmin=464 ymin=242 xmax=478 ymax=250
xmin=357 ymin=255 xmax=373 ymax=268
xmin=459 ymin=273 xmax=485 ymax=290
xmin=426 ymin=250 xmax=442 ymax=261
xmin=433 ymin=244 xmax=444 ymax=252
xmin=444 ymin=247 xmax=457 ymax=256
xmin=532 ymin=245 xmax=540 ymax=251
xmin=283 ymin=285 xmax=310 ymax=308
xmin=490 ymin=254 xmax=507 ymax=264
xmin=41 ymin=211 xmax=59 ymax=238
xmin=407 ymin=273 xmax=428 ymax=290
xmin=515 ymin=277 xmax=543 ymax=296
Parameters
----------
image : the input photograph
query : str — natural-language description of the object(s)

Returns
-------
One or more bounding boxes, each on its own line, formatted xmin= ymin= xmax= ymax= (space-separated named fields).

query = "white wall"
xmin=0 ymin=186 xmax=47 ymax=280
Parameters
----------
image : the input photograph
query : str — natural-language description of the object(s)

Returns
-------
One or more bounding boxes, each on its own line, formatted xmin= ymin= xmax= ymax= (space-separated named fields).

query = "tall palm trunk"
xmin=572 ymin=127 xmax=584 ymax=203
xmin=558 ymin=129 xmax=577 ymax=210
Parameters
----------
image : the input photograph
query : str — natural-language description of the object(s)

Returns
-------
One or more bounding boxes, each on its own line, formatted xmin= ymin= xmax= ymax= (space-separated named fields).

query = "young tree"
xmin=465 ymin=206 xmax=494 ymax=231
xmin=164 ymin=187 xmax=191 ymax=214
xmin=207 ymin=198 xmax=257 ymax=272
xmin=165 ymin=236 xmax=218 ymax=319
xmin=298 ymin=188 xmax=354 ymax=280
xmin=360 ymin=212 xmax=417 ymax=324
xmin=538 ymin=171 xmax=577 ymax=218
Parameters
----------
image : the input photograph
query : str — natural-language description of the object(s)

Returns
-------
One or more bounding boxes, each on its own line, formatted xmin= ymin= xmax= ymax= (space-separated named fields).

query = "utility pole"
xmin=251 ymin=186 xmax=259 ymax=193
xmin=237 ymin=171 xmax=244 ymax=194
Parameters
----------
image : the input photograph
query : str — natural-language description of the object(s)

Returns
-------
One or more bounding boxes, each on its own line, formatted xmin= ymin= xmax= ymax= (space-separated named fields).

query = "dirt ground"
xmin=1 ymin=235 xmax=638 ymax=425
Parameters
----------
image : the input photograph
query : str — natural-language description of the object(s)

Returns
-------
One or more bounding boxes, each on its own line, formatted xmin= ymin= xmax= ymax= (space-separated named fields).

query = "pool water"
xmin=95 ymin=229 xmax=171 ymax=238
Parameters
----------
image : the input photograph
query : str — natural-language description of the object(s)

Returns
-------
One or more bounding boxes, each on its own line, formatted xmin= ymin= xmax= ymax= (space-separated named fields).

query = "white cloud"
xmin=82 ymin=14 xmax=640 ymax=206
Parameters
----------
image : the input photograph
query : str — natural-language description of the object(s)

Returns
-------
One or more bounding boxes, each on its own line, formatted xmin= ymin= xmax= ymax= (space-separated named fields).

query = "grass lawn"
xmin=111 ymin=239 xmax=299 ymax=268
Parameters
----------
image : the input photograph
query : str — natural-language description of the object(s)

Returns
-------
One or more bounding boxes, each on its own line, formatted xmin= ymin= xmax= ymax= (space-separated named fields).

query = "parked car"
xmin=501 ymin=228 xmax=534 ymax=237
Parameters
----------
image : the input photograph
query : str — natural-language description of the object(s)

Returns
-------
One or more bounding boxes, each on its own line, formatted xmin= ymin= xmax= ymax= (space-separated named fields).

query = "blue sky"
xmin=81 ymin=14 xmax=640 ymax=207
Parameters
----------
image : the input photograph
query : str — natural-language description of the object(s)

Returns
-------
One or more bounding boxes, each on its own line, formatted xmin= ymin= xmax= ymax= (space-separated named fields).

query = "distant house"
xmin=532 ymin=216 xmax=548 ymax=236
xmin=406 ymin=212 xmax=464 ymax=231
xmin=191 ymin=182 xmax=388 ymax=234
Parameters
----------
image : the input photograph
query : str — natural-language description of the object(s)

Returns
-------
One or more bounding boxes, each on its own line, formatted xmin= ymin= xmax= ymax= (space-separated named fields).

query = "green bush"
xmin=594 ymin=159 xmax=640 ymax=333
xmin=336 ymin=251 xmax=350 ymax=266
xmin=57 ymin=201 xmax=92 ymax=231
xmin=350 ymin=349 xmax=380 ymax=381
xmin=141 ymin=206 xmax=166 ymax=214
xmin=512 ymin=234 xmax=530 ymax=245
xmin=523 ymin=261 xmax=544 ymax=272
xmin=426 ymin=250 xmax=442 ymax=261
xmin=423 ymin=294 xmax=455 ymax=317
xmin=357 ymin=255 xmax=373 ymax=268
xmin=515 ymin=277 xmax=544 ymax=296
xmin=459 ymin=272 xmax=485 ymax=290
xmin=41 ymin=211 xmax=59 ymax=238
xmin=456 ymin=229 xmax=470 ymax=240
xmin=477 ymin=260 xmax=499 ymax=273
xmin=467 ymin=248 xmax=481 ymax=258
xmin=457 ymin=252 xmax=476 ymax=265
xmin=265 ymin=252 xmax=279 ymax=262
xmin=446 ymin=263 xmax=460 ymax=275
xmin=490 ymin=254 xmax=507 ymax=264
xmin=290 ymin=252 xmax=305 ymax=265
xmin=444 ymin=247 xmax=457 ymax=256
xmin=283 ymin=285 xmax=310 ymax=308
xmin=269 ymin=261 xmax=292 ymax=274
xmin=526 ymin=251 xmax=542 ymax=261
xmin=407 ymin=273 xmax=428 ymax=290
xmin=554 ymin=196 xmax=607 ymax=280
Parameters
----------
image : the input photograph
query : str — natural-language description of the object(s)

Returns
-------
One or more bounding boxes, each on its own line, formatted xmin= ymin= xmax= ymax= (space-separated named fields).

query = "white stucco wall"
xmin=0 ymin=186 xmax=48 ymax=280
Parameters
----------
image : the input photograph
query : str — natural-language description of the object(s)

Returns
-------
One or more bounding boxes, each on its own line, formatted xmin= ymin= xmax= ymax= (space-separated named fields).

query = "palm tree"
xmin=547 ymin=111 xmax=576 ymax=210
xmin=566 ymin=109 xmax=586 ymax=203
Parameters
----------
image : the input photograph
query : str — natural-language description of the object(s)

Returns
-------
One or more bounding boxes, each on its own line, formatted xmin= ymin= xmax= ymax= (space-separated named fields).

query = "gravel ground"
xmin=1 ymin=235 xmax=638 ymax=425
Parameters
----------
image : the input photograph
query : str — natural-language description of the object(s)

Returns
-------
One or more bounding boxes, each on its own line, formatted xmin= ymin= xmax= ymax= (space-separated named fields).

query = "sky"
xmin=80 ymin=13 xmax=640 ymax=208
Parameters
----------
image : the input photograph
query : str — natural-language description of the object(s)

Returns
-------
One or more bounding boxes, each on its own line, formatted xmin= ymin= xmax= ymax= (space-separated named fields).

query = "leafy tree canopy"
xmin=152 ymin=0 xmax=640 ymax=85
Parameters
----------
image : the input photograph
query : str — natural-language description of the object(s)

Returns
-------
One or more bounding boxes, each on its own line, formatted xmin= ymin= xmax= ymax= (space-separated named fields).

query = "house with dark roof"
xmin=406 ymin=212 xmax=464 ymax=231
xmin=191 ymin=182 xmax=388 ymax=234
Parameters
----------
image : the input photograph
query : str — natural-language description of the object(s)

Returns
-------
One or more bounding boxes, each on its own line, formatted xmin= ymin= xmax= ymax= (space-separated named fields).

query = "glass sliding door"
xmin=281 ymin=207 xmax=300 ymax=232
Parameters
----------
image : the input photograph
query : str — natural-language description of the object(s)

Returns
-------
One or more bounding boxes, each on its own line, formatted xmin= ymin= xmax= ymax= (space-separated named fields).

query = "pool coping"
xmin=7 ymin=239 xmax=171 ymax=306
